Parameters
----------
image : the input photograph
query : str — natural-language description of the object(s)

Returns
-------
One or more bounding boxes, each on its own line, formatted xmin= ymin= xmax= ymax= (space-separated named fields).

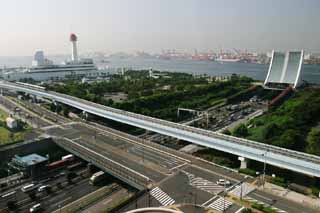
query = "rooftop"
xmin=14 ymin=153 xmax=48 ymax=166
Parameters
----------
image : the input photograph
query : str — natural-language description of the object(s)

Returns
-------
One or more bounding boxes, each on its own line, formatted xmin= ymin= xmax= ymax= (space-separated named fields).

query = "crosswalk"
xmin=207 ymin=197 xmax=233 ymax=212
xmin=230 ymin=182 xmax=255 ymax=197
xmin=244 ymin=197 xmax=287 ymax=213
xmin=150 ymin=187 xmax=175 ymax=206
xmin=182 ymin=171 xmax=224 ymax=194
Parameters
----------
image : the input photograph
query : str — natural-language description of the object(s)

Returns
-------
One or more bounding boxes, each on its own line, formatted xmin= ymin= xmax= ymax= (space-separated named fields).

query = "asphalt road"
xmin=18 ymin=178 xmax=101 ymax=213
xmin=248 ymin=190 xmax=319 ymax=213
xmin=0 ymin=167 xmax=93 ymax=212
xmin=0 ymin=95 xmax=51 ymax=128
xmin=3 ymin=96 xmax=318 ymax=213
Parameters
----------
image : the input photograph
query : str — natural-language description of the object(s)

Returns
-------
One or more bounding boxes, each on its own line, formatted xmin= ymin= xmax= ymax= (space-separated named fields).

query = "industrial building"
xmin=9 ymin=154 xmax=48 ymax=178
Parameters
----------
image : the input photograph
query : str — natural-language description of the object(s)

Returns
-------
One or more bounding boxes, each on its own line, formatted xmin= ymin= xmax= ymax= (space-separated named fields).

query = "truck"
xmin=89 ymin=171 xmax=107 ymax=185
xmin=61 ymin=154 xmax=74 ymax=161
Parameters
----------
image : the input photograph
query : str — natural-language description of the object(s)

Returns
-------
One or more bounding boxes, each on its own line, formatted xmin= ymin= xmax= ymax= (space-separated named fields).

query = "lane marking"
xmin=169 ymin=162 xmax=188 ymax=171
xmin=201 ymin=195 xmax=217 ymax=206
xmin=251 ymin=193 xmax=273 ymax=202
xmin=235 ymin=207 xmax=245 ymax=213
xmin=103 ymin=198 xmax=113 ymax=205
xmin=52 ymin=196 xmax=72 ymax=207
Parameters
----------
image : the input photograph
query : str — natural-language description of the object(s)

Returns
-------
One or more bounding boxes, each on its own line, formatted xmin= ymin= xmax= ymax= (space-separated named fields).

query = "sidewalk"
xmin=259 ymin=182 xmax=320 ymax=210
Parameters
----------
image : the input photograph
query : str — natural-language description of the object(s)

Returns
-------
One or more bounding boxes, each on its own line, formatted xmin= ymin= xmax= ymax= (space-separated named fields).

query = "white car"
xmin=29 ymin=203 xmax=41 ymax=212
xmin=38 ymin=185 xmax=50 ymax=192
xmin=216 ymin=179 xmax=231 ymax=186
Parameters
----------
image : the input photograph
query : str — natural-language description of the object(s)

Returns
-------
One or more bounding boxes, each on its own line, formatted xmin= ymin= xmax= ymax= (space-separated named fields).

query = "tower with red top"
xmin=70 ymin=33 xmax=78 ymax=61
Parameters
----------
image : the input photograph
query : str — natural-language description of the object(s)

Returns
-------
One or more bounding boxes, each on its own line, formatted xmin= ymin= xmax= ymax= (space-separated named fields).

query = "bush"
xmin=233 ymin=124 xmax=249 ymax=137
xmin=239 ymin=168 xmax=257 ymax=177
xmin=251 ymin=202 xmax=278 ymax=213
xmin=270 ymin=177 xmax=288 ymax=188
xmin=222 ymin=129 xmax=231 ymax=135
xmin=311 ymin=186 xmax=320 ymax=197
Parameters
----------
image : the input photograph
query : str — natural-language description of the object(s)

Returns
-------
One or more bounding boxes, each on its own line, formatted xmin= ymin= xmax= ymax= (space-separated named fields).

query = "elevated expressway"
xmin=0 ymin=81 xmax=320 ymax=178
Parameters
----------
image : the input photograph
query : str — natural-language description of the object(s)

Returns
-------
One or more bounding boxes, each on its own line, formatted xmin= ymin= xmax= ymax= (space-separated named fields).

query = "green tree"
xmin=222 ymin=129 xmax=231 ymax=135
xmin=242 ymin=208 xmax=253 ymax=213
xmin=306 ymin=128 xmax=320 ymax=155
xmin=233 ymin=124 xmax=248 ymax=137
xmin=274 ymin=129 xmax=301 ymax=149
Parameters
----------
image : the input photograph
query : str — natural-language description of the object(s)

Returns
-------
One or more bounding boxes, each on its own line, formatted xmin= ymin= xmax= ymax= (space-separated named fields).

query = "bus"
xmin=21 ymin=183 xmax=36 ymax=193
xmin=1 ymin=191 xmax=16 ymax=199
xmin=89 ymin=171 xmax=107 ymax=185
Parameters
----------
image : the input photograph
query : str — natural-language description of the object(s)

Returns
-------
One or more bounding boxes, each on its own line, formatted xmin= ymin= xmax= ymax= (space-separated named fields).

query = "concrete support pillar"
xmin=238 ymin=156 xmax=250 ymax=169
xmin=82 ymin=111 xmax=89 ymax=120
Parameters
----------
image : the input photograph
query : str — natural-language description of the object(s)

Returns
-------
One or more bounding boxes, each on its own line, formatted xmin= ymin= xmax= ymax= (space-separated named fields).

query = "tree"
xmin=233 ymin=124 xmax=248 ymax=137
xmin=242 ymin=209 xmax=253 ymax=213
xmin=274 ymin=129 xmax=301 ymax=149
xmin=306 ymin=128 xmax=320 ymax=155
xmin=222 ymin=129 xmax=231 ymax=135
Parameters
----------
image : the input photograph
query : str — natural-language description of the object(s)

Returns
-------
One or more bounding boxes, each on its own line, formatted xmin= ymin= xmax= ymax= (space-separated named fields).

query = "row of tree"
xmin=48 ymin=72 xmax=252 ymax=121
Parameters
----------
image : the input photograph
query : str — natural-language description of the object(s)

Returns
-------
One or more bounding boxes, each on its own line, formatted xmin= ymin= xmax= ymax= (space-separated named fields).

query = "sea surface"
xmin=0 ymin=56 xmax=319 ymax=83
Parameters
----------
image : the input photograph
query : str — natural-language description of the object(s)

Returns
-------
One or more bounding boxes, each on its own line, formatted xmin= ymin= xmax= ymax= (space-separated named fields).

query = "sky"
xmin=0 ymin=0 xmax=320 ymax=56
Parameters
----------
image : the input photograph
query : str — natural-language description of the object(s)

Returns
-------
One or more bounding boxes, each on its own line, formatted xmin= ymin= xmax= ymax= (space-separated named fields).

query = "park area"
xmin=0 ymin=109 xmax=31 ymax=145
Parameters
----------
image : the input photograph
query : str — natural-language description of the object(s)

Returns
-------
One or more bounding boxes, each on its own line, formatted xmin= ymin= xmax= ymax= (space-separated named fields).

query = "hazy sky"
xmin=0 ymin=0 xmax=320 ymax=56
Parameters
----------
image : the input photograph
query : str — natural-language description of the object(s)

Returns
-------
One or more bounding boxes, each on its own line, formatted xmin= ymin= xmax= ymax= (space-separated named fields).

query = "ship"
xmin=216 ymin=55 xmax=243 ymax=63
xmin=1 ymin=33 xmax=103 ymax=81
xmin=28 ymin=33 xmax=97 ymax=74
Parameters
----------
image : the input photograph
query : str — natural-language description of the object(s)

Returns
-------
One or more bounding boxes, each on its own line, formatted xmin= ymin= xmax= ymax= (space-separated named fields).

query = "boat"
xmin=216 ymin=56 xmax=244 ymax=63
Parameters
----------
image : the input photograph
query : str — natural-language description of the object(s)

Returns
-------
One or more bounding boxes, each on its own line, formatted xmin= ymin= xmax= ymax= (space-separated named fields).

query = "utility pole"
xmin=262 ymin=151 xmax=267 ymax=188
xmin=223 ymin=181 xmax=226 ymax=212
xmin=240 ymin=181 xmax=243 ymax=200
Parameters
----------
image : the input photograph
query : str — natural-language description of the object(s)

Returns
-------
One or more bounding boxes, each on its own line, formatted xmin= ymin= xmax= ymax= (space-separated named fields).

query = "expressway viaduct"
xmin=0 ymin=80 xmax=320 ymax=182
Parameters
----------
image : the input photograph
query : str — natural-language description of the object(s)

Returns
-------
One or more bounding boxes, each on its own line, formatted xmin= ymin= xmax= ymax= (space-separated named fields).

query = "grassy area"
xmin=239 ymin=168 xmax=258 ymax=177
xmin=0 ymin=109 xmax=31 ymax=145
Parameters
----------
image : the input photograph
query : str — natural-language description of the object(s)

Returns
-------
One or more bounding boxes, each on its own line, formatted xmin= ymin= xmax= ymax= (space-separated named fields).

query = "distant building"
xmin=6 ymin=117 xmax=17 ymax=129
xmin=81 ymin=76 xmax=110 ymax=84
xmin=9 ymin=154 xmax=48 ymax=177
xmin=149 ymin=68 xmax=171 ymax=79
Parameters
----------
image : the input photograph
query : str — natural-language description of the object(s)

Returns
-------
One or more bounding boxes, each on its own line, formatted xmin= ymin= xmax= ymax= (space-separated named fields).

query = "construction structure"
xmin=264 ymin=50 xmax=304 ymax=89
